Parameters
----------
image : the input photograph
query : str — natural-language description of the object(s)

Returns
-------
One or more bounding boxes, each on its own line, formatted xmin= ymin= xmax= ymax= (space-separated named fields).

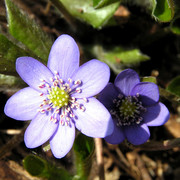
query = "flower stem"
xmin=94 ymin=138 xmax=105 ymax=180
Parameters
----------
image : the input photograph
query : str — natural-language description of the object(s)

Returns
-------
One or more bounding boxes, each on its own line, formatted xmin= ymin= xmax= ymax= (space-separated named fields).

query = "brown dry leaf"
xmin=126 ymin=152 xmax=141 ymax=179
xmin=104 ymin=156 xmax=113 ymax=170
xmin=126 ymin=151 xmax=136 ymax=166
xmin=114 ymin=5 xmax=130 ymax=24
xmin=164 ymin=115 xmax=180 ymax=138
xmin=114 ymin=5 xmax=130 ymax=18
xmin=141 ymin=154 xmax=157 ymax=177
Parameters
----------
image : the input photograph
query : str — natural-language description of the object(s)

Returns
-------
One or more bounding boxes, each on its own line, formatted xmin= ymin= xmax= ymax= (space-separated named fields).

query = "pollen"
xmin=47 ymin=86 xmax=69 ymax=108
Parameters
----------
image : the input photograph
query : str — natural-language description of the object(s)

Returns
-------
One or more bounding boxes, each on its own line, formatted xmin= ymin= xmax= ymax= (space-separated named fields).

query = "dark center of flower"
xmin=47 ymin=87 xmax=69 ymax=108
xmin=111 ymin=94 xmax=146 ymax=126
xmin=119 ymin=97 xmax=137 ymax=118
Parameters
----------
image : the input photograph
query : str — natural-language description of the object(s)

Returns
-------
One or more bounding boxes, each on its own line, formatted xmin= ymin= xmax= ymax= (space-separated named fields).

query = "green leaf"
xmin=104 ymin=47 xmax=150 ymax=64
xmin=23 ymin=155 xmax=46 ymax=177
xmin=170 ymin=16 xmax=180 ymax=35
xmin=57 ymin=0 xmax=120 ymax=28
xmin=93 ymin=0 xmax=119 ymax=9
xmin=93 ymin=0 xmax=102 ymax=7
xmin=73 ymin=134 xmax=95 ymax=180
xmin=5 ymin=0 xmax=53 ymax=62
xmin=23 ymin=155 xmax=73 ymax=180
xmin=92 ymin=45 xmax=150 ymax=74
xmin=0 ymin=74 xmax=25 ymax=88
xmin=142 ymin=76 xmax=157 ymax=84
xmin=0 ymin=34 xmax=31 ymax=75
xmin=166 ymin=75 xmax=180 ymax=97
xmin=159 ymin=87 xmax=180 ymax=104
xmin=152 ymin=0 xmax=174 ymax=22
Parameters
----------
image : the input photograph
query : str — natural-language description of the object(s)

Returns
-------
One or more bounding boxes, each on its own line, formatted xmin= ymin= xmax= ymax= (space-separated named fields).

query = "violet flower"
xmin=99 ymin=69 xmax=170 ymax=145
xmin=4 ymin=34 xmax=113 ymax=158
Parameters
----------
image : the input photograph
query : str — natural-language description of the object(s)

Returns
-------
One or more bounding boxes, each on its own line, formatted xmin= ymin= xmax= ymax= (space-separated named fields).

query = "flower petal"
xmin=47 ymin=34 xmax=79 ymax=81
xmin=131 ymin=82 xmax=159 ymax=106
xmin=72 ymin=60 xmax=110 ymax=98
xmin=142 ymin=102 xmax=170 ymax=126
xmin=105 ymin=119 xmax=125 ymax=144
xmin=98 ymin=83 xmax=119 ymax=110
xmin=124 ymin=124 xmax=150 ymax=145
xmin=50 ymin=122 xmax=75 ymax=158
xmin=16 ymin=57 xmax=53 ymax=93
xmin=4 ymin=87 xmax=42 ymax=120
xmin=74 ymin=97 xmax=114 ymax=138
xmin=24 ymin=112 xmax=58 ymax=148
xmin=114 ymin=69 xmax=140 ymax=96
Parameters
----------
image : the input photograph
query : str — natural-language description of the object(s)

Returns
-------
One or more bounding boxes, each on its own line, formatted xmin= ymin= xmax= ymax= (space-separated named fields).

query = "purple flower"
xmin=99 ymin=69 xmax=170 ymax=145
xmin=4 ymin=34 xmax=113 ymax=158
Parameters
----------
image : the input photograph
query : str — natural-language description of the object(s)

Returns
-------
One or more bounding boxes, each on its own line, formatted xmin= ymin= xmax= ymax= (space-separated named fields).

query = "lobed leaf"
xmin=170 ymin=16 xmax=180 ymax=35
xmin=166 ymin=75 xmax=180 ymax=97
xmin=104 ymin=47 xmax=150 ymax=64
xmin=73 ymin=134 xmax=94 ymax=180
xmin=23 ymin=155 xmax=73 ymax=180
xmin=0 ymin=74 xmax=25 ymax=88
xmin=152 ymin=0 xmax=174 ymax=22
xmin=159 ymin=87 xmax=180 ymax=104
xmin=57 ymin=0 xmax=120 ymax=28
xmin=93 ymin=0 xmax=119 ymax=9
xmin=92 ymin=45 xmax=150 ymax=74
xmin=142 ymin=76 xmax=157 ymax=84
xmin=5 ymin=0 xmax=53 ymax=62
xmin=23 ymin=155 xmax=46 ymax=177
xmin=0 ymin=34 xmax=31 ymax=75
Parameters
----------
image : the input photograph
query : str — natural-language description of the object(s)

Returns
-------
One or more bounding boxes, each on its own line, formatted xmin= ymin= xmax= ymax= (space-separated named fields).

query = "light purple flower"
xmin=99 ymin=69 xmax=170 ymax=145
xmin=4 ymin=34 xmax=113 ymax=158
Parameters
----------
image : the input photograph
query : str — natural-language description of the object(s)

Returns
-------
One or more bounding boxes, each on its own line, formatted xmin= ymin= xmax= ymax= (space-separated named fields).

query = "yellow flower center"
xmin=47 ymin=86 xmax=69 ymax=108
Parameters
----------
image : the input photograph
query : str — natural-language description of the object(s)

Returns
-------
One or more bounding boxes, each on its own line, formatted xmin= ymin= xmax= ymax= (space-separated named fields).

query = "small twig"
xmin=0 ymin=126 xmax=26 ymax=159
xmin=135 ymin=152 xmax=152 ymax=180
xmin=43 ymin=1 xmax=52 ymax=15
xmin=94 ymin=138 xmax=105 ymax=180
xmin=156 ymin=160 xmax=163 ymax=179
xmin=104 ymin=147 xmax=140 ymax=180
xmin=130 ymin=138 xmax=180 ymax=151
xmin=115 ymin=148 xmax=130 ymax=168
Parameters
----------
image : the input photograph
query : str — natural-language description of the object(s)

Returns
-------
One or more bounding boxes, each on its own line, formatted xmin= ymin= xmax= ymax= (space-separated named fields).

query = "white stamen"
xmin=80 ymin=105 xmax=86 ymax=112
xmin=60 ymin=120 xmax=65 ymax=126
xmin=76 ymin=88 xmax=82 ymax=93
xmin=83 ymin=98 xmax=88 ymax=103
xmin=68 ymin=78 xmax=72 ymax=83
